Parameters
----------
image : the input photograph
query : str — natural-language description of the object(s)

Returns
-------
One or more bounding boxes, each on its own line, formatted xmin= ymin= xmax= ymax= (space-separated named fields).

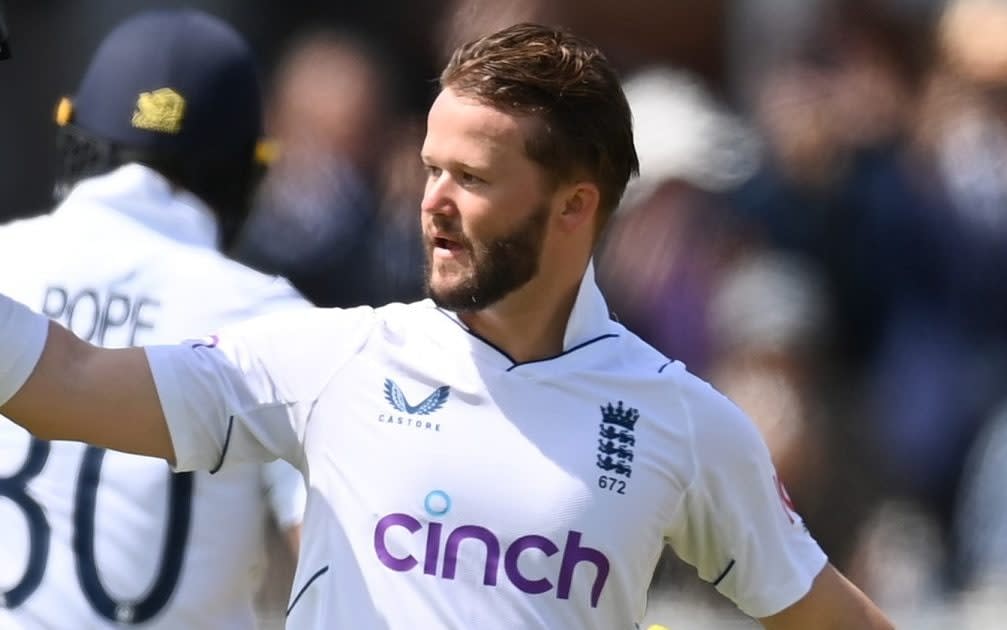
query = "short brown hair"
xmin=440 ymin=23 xmax=639 ymax=229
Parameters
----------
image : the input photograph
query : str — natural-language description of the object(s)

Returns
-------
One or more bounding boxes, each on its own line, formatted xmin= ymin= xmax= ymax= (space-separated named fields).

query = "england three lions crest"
xmin=596 ymin=401 xmax=638 ymax=478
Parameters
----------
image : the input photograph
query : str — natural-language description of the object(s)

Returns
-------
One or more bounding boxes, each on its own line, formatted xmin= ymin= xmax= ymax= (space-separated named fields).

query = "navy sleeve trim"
xmin=712 ymin=559 xmax=736 ymax=587
xmin=208 ymin=415 xmax=235 ymax=474
xmin=657 ymin=360 xmax=673 ymax=373
xmin=286 ymin=565 xmax=330 ymax=617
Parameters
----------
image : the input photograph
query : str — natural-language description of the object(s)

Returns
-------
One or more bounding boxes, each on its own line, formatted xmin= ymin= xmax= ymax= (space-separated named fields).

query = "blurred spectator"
xmin=909 ymin=0 xmax=1007 ymax=590
xmin=598 ymin=67 xmax=758 ymax=376
xmin=706 ymin=253 xmax=832 ymax=494
xmin=728 ymin=0 xmax=831 ymax=107
xmin=729 ymin=0 xmax=1007 ymax=597
xmin=953 ymin=401 xmax=1007 ymax=598
xmin=435 ymin=0 xmax=728 ymax=86
xmin=858 ymin=0 xmax=1007 ymax=552
xmin=729 ymin=0 xmax=940 ymax=108
xmin=232 ymin=30 xmax=424 ymax=307
xmin=622 ymin=68 xmax=761 ymax=206
xmin=599 ymin=178 xmax=743 ymax=375
xmin=731 ymin=0 xmax=931 ymax=490
xmin=708 ymin=0 xmax=953 ymax=584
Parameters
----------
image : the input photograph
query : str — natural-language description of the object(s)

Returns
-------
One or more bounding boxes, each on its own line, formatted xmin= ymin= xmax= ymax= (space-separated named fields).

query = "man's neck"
xmin=458 ymin=273 xmax=581 ymax=364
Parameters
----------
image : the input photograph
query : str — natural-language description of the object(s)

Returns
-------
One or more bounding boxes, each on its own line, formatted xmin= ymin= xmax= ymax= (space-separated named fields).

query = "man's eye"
xmin=460 ymin=172 xmax=484 ymax=185
xmin=424 ymin=165 xmax=443 ymax=178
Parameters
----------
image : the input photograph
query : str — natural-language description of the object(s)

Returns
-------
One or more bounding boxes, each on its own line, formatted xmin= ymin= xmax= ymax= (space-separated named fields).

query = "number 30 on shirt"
xmin=0 ymin=439 xmax=193 ymax=624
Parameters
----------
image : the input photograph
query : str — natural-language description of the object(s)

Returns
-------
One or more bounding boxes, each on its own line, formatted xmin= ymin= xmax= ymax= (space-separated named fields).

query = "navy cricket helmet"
xmin=55 ymin=9 xmax=275 ymax=164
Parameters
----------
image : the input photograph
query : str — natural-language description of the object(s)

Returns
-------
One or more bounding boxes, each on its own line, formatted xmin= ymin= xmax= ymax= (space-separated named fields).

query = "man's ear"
xmin=556 ymin=182 xmax=600 ymax=234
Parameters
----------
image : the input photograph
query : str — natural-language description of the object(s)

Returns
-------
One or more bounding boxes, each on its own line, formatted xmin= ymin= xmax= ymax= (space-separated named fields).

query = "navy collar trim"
xmin=434 ymin=307 xmax=619 ymax=370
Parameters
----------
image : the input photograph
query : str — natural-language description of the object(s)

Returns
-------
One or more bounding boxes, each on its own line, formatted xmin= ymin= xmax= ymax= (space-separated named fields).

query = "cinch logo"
xmin=373 ymin=491 xmax=611 ymax=608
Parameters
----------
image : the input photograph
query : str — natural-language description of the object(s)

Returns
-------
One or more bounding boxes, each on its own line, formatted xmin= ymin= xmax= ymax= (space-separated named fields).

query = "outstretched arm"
xmin=1 ymin=298 xmax=174 ymax=462
xmin=760 ymin=563 xmax=894 ymax=629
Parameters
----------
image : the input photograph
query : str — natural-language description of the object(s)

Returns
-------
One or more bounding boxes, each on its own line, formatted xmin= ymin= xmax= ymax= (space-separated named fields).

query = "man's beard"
xmin=425 ymin=204 xmax=549 ymax=312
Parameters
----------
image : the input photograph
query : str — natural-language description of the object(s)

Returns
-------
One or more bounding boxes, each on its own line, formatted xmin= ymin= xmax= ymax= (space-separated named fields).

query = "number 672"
xmin=597 ymin=475 xmax=626 ymax=495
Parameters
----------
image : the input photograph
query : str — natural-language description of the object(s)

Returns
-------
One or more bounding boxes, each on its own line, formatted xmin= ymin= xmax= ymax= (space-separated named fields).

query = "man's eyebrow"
xmin=419 ymin=155 xmax=492 ymax=172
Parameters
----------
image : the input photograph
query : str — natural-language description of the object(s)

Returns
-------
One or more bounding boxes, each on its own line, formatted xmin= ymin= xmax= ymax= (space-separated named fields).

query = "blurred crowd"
xmin=4 ymin=0 xmax=1007 ymax=625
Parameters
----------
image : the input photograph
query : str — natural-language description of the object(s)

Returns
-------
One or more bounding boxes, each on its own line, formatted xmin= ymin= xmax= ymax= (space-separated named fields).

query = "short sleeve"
xmin=665 ymin=376 xmax=827 ymax=618
xmin=145 ymin=305 xmax=375 ymax=473
xmin=0 ymin=296 xmax=49 ymax=406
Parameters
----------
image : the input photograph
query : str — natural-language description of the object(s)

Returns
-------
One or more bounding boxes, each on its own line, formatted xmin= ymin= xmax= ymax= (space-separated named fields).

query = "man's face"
xmin=420 ymin=88 xmax=553 ymax=311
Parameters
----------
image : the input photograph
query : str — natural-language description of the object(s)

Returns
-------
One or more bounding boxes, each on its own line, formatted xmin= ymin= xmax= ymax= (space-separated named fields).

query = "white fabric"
xmin=0 ymin=164 xmax=308 ymax=629
xmin=148 ymin=261 xmax=827 ymax=628
xmin=0 ymin=297 xmax=48 ymax=407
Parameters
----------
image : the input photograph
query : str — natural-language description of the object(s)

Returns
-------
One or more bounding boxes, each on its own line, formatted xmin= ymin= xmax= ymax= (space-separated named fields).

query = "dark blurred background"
xmin=0 ymin=0 xmax=729 ymax=219
xmin=7 ymin=1 xmax=1007 ymax=627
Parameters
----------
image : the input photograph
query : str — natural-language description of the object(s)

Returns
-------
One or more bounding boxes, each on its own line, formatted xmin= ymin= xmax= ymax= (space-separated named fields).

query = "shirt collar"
xmin=562 ymin=261 xmax=616 ymax=350
xmin=58 ymin=163 xmax=219 ymax=249
xmin=433 ymin=260 xmax=616 ymax=354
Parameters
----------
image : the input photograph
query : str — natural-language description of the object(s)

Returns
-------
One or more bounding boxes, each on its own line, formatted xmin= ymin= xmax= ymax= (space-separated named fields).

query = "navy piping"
xmin=658 ymin=360 xmax=673 ymax=373
xmin=434 ymin=307 xmax=620 ymax=370
xmin=208 ymin=415 xmax=235 ymax=474
xmin=712 ymin=559 xmax=736 ymax=587
xmin=435 ymin=308 xmax=517 ymax=363
xmin=505 ymin=334 xmax=619 ymax=371
xmin=286 ymin=565 xmax=330 ymax=617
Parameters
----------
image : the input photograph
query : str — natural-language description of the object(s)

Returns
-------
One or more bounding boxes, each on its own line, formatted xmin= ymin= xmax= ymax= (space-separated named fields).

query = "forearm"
xmin=0 ymin=294 xmax=175 ymax=461
xmin=760 ymin=564 xmax=894 ymax=630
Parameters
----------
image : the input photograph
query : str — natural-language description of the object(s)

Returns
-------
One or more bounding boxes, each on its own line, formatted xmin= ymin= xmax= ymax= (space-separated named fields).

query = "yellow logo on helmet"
xmin=54 ymin=97 xmax=74 ymax=127
xmin=131 ymin=87 xmax=185 ymax=134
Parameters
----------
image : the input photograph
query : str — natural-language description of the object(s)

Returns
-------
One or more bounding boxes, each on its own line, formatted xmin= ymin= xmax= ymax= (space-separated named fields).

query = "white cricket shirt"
xmin=146 ymin=259 xmax=827 ymax=629
xmin=0 ymin=165 xmax=308 ymax=629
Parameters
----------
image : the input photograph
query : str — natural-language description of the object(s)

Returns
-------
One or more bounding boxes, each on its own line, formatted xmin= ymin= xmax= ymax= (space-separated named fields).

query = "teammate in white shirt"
xmin=0 ymin=22 xmax=893 ymax=630
xmin=0 ymin=10 xmax=306 ymax=629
